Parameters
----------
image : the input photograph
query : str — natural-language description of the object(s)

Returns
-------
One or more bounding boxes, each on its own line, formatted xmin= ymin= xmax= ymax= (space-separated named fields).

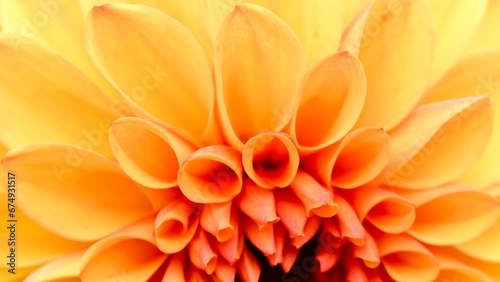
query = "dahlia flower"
xmin=1 ymin=0 xmax=500 ymax=281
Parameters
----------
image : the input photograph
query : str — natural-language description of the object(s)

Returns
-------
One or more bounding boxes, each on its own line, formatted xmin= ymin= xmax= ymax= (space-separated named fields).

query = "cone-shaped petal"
xmin=242 ymin=132 xmax=299 ymax=188
xmin=178 ymin=145 xmax=243 ymax=203
xmin=236 ymin=246 xmax=261 ymax=282
xmin=189 ymin=230 xmax=218 ymax=275
xmin=340 ymin=1 xmax=373 ymax=57
xmin=289 ymin=170 xmax=337 ymax=217
xmin=24 ymin=251 xmax=83 ymax=282
xmin=215 ymin=3 xmax=306 ymax=149
xmin=162 ymin=252 xmax=186 ymax=282
xmin=218 ymin=211 xmax=244 ymax=265
xmin=290 ymin=215 xmax=322 ymax=248
xmin=214 ymin=258 xmax=237 ymax=282
xmin=274 ymin=189 xmax=308 ymax=237
xmin=200 ymin=201 xmax=234 ymax=242
xmin=243 ymin=217 xmax=276 ymax=256
xmin=335 ymin=194 xmax=366 ymax=246
xmin=237 ymin=180 xmax=279 ymax=228
xmin=353 ymin=232 xmax=380 ymax=269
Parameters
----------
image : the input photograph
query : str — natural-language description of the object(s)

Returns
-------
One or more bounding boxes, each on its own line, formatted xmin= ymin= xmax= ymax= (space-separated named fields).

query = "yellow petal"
xmin=236 ymin=180 xmax=279 ymax=228
xmin=200 ymin=201 xmax=234 ymax=242
xmin=109 ymin=117 xmax=195 ymax=189
xmin=400 ymin=184 xmax=500 ymax=245
xmin=380 ymin=96 xmax=493 ymax=189
xmin=462 ymin=0 xmax=500 ymax=58
xmin=242 ymin=132 xmax=299 ymax=188
xmin=430 ymin=247 xmax=493 ymax=282
xmin=24 ymin=251 xmax=83 ymax=282
xmin=334 ymin=194 xmax=366 ymax=246
xmin=342 ymin=0 xmax=371 ymax=30
xmin=86 ymin=3 xmax=215 ymax=143
xmin=421 ymin=50 xmax=500 ymax=190
xmin=0 ymin=34 xmax=118 ymax=157
xmin=177 ymin=145 xmax=243 ymax=204
xmin=426 ymin=0 xmax=488 ymax=85
xmin=0 ymin=265 xmax=38 ymax=282
xmin=289 ymin=51 xmax=366 ymax=153
xmin=189 ymin=230 xmax=218 ymax=275
xmin=355 ymin=0 xmax=434 ymax=130
xmin=215 ymin=3 xmax=306 ymax=149
xmin=1 ymin=144 xmax=153 ymax=241
xmin=339 ymin=1 xmax=373 ymax=57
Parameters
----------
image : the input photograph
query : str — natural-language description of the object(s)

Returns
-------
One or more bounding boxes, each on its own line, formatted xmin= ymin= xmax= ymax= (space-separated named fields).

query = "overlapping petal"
xmin=24 ymin=251 xmax=83 ymax=282
xmin=462 ymin=0 xmax=500 ymax=57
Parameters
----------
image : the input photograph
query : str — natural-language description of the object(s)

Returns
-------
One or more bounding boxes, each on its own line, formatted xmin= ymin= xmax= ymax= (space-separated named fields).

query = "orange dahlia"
xmin=1 ymin=0 xmax=500 ymax=281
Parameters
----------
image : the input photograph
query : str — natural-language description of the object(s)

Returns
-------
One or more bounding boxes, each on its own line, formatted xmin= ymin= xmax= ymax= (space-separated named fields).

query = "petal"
xmin=316 ymin=219 xmax=342 ymax=272
xmin=334 ymin=194 xmax=366 ymax=246
xmin=377 ymin=233 xmax=439 ymax=282
xmin=462 ymin=1 xmax=500 ymax=57
xmin=421 ymin=50 xmax=500 ymax=190
xmin=109 ymin=117 xmax=195 ymax=189
xmin=430 ymin=247 xmax=493 ymax=282
xmin=189 ymin=230 xmax=218 ymax=275
xmin=243 ymin=217 xmax=276 ymax=256
xmin=242 ymin=132 xmax=299 ymax=188
xmin=218 ymin=212 xmax=244 ymax=264
xmin=24 ymin=251 xmax=83 ymax=282
xmin=355 ymin=0 xmax=434 ymax=129
xmin=342 ymin=0 xmax=371 ymax=30
xmin=1 ymin=144 xmax=153 ymax=241
xmin=290 ymin=215 xmax=322 ymax=248
xmin=236 ymin=180 xmax=279 ymax=229
xmin=177 ymin=145 xmax=243 ymax=204
xmin=305 ymin=127 xmax=391 ymax=189
xmin=340 ymin=1 xmax=373 ymax=57
xmin=0 ymin=34 xmax=118 ymax=157
xmin=200 ymin=201 xmax=234 ymax=242
xmin=214 ymin=259 xmax=237 ymax=282
xmin=353 ymin=232 xmax=380 ymax=269
xmin=215 ymin=3 xmax=306 ymax=149
xmin=162 ymin=252 xmax=186 ymax=282
xmin=267 ymin=222 xmax=287 ymax=266
xmin=288 ymin=51 xmax=366 ymax=153
xmin=400 ymin=184 xmax=500 ymax=245
xmin=274 ymin=189 xmax=308 ymax=237
xmin=236 ymin=246 xmax=261 ymax=282
xmin=380 ymin=96 xmax=494 ymax=189
xmin=86 ymin=3 xmax=215 ymax=143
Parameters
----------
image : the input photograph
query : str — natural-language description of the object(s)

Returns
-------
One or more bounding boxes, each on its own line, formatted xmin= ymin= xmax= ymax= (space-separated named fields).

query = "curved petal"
xmin=242 ymin=132 xmax=299 ymax=188
xmin=290 ymin=215 xmax=322 ymax=248
xmin=215 ymin=3 xmax=306 ymax=149
xmin=340 ymin=1 xmax=373 ymax=57
xmin=177 ymin=145 xmax=243 ymax=203
xmin=430 ymin=247 xmax=493 ymax=282
xmin=236 ymin=180 xmax=279 ymax=229
xmin=342 ymin=0 xmax=371 ymax=30
xmin=462 ymin=0 xmax=500 ymax=57
xmin=334 ymin=194 xmax=365 ymax=246
xmin=24 ymin=251 xmax=83 ymax=282
xmin=218 ymin=212 xmax=244 ymax=264
xmin=400 ymin=184 xmax=500 ymax=245
xmin=353 ymin=232 xmax=380 ymax=269
xmin=267 ymin=222 xmax=287 ymax=266
xmin=421 ymin=50 xmax=500 ymax=190
xmin=380 ymin=96 xmax=494 ymax=189
xmin=355 ymin=0 xmax=434 ymax=130
xmin=236 ymin=246 xmax=261 ymax=282
xmin=162 ymin=252 xmax=186 ymax=282
xmin=189 ymin=230 xmax=218 ymax=275
xmin=316 ymin=222 xmax=342 ymax=272
xmin=289 ymin=51 xmax=366 ymax=153
xmin=1 ymin=144 xmax=153 ymax=241
xmin=86 ymin=3 xmax=215 ymax=143
xmin=243 ymin=217 xmax=276 ymax=256
xmin=0 ymin=34 xmax=118 ymax=157
xmin=214 ymin=258 xmax=237 ymax=282
xmin=200 ymin=201 xmax=234 ymax=242
xmin=109 ymin=117 xmax=195 ymax=189
xmin=274 ymin=189 xmax=308 ymax=238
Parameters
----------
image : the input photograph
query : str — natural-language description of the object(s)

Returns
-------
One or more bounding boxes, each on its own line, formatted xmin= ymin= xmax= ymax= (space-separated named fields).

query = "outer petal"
xmin=430 ymin=247 xmax=493 ymax=282
xmin=1 ymin=144 xmax=153 ymax=241
xmin=215 ymin=3 xmax=306 ymax=149
xmin=355 ymin=0 xmax=434 ymax=130
xmin=462 ymin=0 xmax=500 ymax=57
xmin=342 ymin=0 xmax=371 ymax=30
xmin=0 ymin=34 xmax=118 ymax=157
xmin=86 ymin=3 xmax=215 ymax=144
xmin=380 ymin=96 xmax=493 ymax=189
xmin=340 ymin=1 xmax=372 ymax=57
xmin=24 ymin=251 xmax=83 ymax=282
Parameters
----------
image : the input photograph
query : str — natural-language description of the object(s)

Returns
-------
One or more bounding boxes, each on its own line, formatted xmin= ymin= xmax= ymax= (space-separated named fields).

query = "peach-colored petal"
xmin=355 ymin=0 xmax=434 ymax=129
xmin=178 ymin=145 xmax=243 ymax=203
xmin=86 ymin=3 xmax=215 ymax=144
xmin=429 ymin=247 xmax=493 ymax=282
xmin=306 ymin=127 xmax=391 ymax=189
xmin=462 ymin=1 xmax=500 ymax=57
xmin=189 ymin=230 xmax=218 ymax=275
xmin=214 ymin=3 xmax=306 ymax=149
xmin=377 ymin=233 xmax=439 ymax=282
xmin=243 ymin=217 xmax=276 ymax=256
xmin=81 ymin=217 xmax=168 ymax=281
xmin=316 ymin=220 xmax=342 ymax=272
xmin=289 ymin=51 xmax=366 ymax=154
xmin=1 ymin=144 xmax=153 ymax=241
xmin=290 ymin=215 xmax=322 ymax=249
xmin=0 ymin=34 xmax=118 ymax=157
xmin=214 ymin=258 xmax=237 ymax=282
xmin=421 ymin=50 xmax=500 ymax=190
xmin=335 ymin=194 xmax=366 ymax=246
xmin=289 ymin=170 xmax=337 ymax=217
xmin=24 ymin=251 xmax=83 ymax=282
xmin=218 ymin=212 xmax=244 ymax=265
xmin=400 ymin=184 xmax=500 ymax=245
xmin=274 ymin=189 xmax=308 ymax=237
xmin=200 ymin=201 xmax=234 ymax=242
xmin=109 ymin=117 xmax=196 ymax=189
xmin=349 ymin=186 xmax=415 ymax=234
xmin=266 ymin=222 xmax=287 ymax=266
xmin=236 ymin=246 xmax=261 ymax=282
xmin=154 ymin=199 xmax=200 ymax=253
xmin=237 ymin=180 xmax=279 ymax=228
xmin=242 ymin=132 xmax=299 ymax=188
xmin=380 ymin=96 xmax=494 ymax=189
xmin=340 ymin=1 xmax=373 ymax=57
xmin=162 ymin=252 xmax=186 ymax=282
xmin=353 ymin=232 xmax=380 ymax=269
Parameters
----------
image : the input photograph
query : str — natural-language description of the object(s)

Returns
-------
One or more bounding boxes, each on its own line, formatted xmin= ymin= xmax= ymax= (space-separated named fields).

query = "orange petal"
xmin=200 ymin=201 xmax=234 ymax=242
xmin=178 ymin=145 xmax=243 ymax=203
xmin=353 ymin=232 xmax=380 ymax=269
xmin=162 ymin=252 xmax=186 ymax=282
xmin=377 ymin=233 xmax=439 ymax=282
xmin=306 ymin=127 xmax=390 ymax=189
xmin=267 ymin=222 xmax=287 ymax=266
xmin=214 ymin=258 xmax=237 ymax=282
xmin=290 ymin=215 xmax=322 ymax=248
xmin=289 ymin=51 xmax=366 ymax=154
xmin=0 ymin=34 xmax=118 ymax=157
xmin=1 ymin=144 xmax=153 ymax=241
xmin=110 ymin=117 xmax=196 ymax=189
xmin=242 ymin=132 xmax=299 ymax=188
xmin=214 ymin=3 xmax=306 ymax=149
xmin=237 ymin=180 xmax=280 ymax=228
xmin=280 ymin=240 xmax=300 ymax=273
xmin=86 ymin=3 xmax=215 ymax=143
xmin=462 ymin=1 xmax=500 ymax=57
xmin=154 ymin=199 xmax=200 ymax=253
xmin=355 ymin=0 xmax=434 ymax=129
xmin=380 ymin=96 xmax=494 ymax=189
xmin=189 ymin=230 xmax=218 ymax=275
xmin=335 ymin=194 xmax=366 ymax=246
xmin=81 ymin=217 xmax=168 ymax=281
xmin=349 ymin=186 xmax=415 ymax=234
xmin=218 ymin=212 xmax=244 ymax=265
xmin=274 ymin=189 xmax=308 ymax=237
xmin=346 ymin=258 xmax=369 ymax=282
xmin=316 ymin=220 xmax=342 ymax=272
xmin=243 ymin=217 xmax=276 ymax=256
xmin=429 ymin=247 xmax=493 ymax=282
xmin=400 ymin=184 xmax=500 ymax=245
xmin=24 ymin=251 xmax=83 ymax=282
xmin=289 ymin=170 xmax=337 ymax=217
xmin=340 ymin=1 xmax=373 ymax=57
xmin=236 ymin=245 xmax=261 ymax=282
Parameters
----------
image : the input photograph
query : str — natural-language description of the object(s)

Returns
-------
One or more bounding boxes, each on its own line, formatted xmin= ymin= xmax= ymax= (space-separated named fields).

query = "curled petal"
xmin=162 ymin=252 xmax=186 ymax=282
xmin=289 ymin=51 xmax=366 ymax=154
xmin=24 ymin=251 xmax=84 ymax=282
xmin=346 ymin=259 xmax=369 ymax=282
xmin=242 ymin=132 xmax=299 ymax=188
xmin=305 ymin=127 xmax=391 ymax=189
xmin=316 ymin=220 xmax=342 ymax=272
xmin=218 ymin=212 xmax=244 ymax=264
xmin=340 ymin=1 xmax=373 ymax=57
xmin=214 ymin=258 xmax=237 ymax=282
xmin=189 ymin=230 xmax=218 ymax=275
xmin=110 ymin=117 xmax=195 ymax=189
xmin=290 ymin=215 xmax=322 ymax=249
xmin=353 ymin=232 xmax=380 ymax=269
xmin=267 ymin=222 xmax=287 ymax=266
xmin=200 ymin=201 xmax=234 ymax=242
xmin=243 ymin=217 xmax=276 ymax=256
xmin=274 ymin=189 xmax=308 ymax=237
xmin=335 ymin=194 xmax=366 ymax=246
xmin=430 ymin=248 xmax=493 ymax=282
xmin=289 ymin=170 xmax=337 ymax=217
xmin=215 ymin=3 xmax=306 ymax=149
xmin=154 ymin=199 xmax=200 ymax=253
xmin=237 ymin=180 xmax=280 ymax=228
xmin=401 ymin=184 xmax=500 ymax=246
xmin=236 ymin=246 xmax=261 ymax=282
xmin=178 ymin=145 xmax=243 ymax=203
